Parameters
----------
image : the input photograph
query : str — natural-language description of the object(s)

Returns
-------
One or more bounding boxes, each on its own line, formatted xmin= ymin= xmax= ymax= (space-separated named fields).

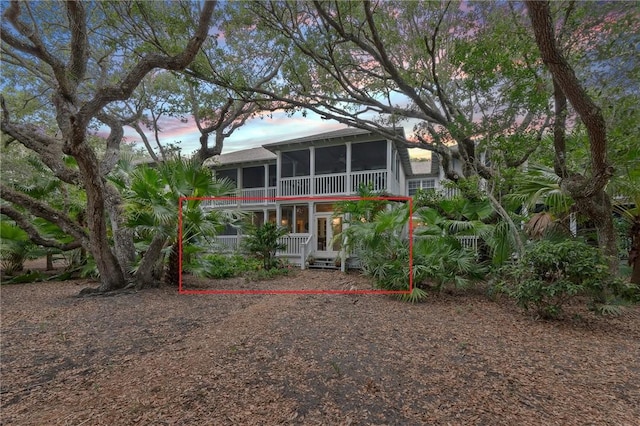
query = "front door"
xmin=316 ymin=214 xmax=343 ymax=256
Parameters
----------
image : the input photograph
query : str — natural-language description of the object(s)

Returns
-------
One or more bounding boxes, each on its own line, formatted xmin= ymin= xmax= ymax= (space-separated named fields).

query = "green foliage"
xmin=334 ymin=184 xmax=388 ymax=223
xmin=115 ymin=157 xmax=238 ymax=285
xmin=500 ymin=239 xmax=611 ymax=319
xmin=187 ymin=253 xmax=261 ymax=279
xmin=413 ymin=237 xmax=486 ymax=292
xmin=242 ymin=222 xmax=289 ymax=270
xmin=339 ymin=200 xmax=483 ymax=302
xmin=0 ymin=221 xmax=43 ymax=275
xmin=244 ymin=260 xmax=293 ymax=281
xmin=414 ymin=194 xmax=520 ymax=267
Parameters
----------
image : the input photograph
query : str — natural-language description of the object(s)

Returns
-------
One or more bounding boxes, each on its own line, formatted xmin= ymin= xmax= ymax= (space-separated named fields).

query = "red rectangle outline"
xmin=178 ymin=195 xmax=413 ymax=295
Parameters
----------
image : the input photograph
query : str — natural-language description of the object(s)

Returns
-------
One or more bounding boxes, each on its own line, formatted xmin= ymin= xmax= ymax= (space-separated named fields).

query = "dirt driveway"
xmin=2 ymin=270 xmax=639 ymax=425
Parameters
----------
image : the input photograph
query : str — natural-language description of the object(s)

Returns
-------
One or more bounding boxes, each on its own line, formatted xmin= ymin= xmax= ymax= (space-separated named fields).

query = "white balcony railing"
xmin=280 ymin=171 xmax=390 ymax=197
xmin=240 ymin=187 xmax=277 ymax=204
xmin=280 ymin=177 xmax=311 ymax=196
xmin=215 ymin=235 xmax=241 ymax=252
xmin=315 ymin=173 xmax=347 ymax=195
xmin=201 ymin=187 xmax=277 ymax=209
xmin=211 ymin=233 xmax=310 ymax=266
xmin=350 ymin=170 xmax=388 ymax=193
xmin=277 ymin=233 xmax=311 ymax=256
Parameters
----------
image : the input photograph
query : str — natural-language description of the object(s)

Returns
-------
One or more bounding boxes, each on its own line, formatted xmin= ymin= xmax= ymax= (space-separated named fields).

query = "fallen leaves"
xmin=1 ymin=268 xmax=639 ymax=425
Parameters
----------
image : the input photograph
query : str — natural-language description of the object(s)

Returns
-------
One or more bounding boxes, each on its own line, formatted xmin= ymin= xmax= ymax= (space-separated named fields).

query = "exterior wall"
xmin=205 ymin=129 xmax=454 ymax=268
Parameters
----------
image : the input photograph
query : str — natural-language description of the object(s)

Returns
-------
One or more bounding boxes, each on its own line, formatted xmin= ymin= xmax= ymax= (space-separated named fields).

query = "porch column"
xmin=386 ymin=140 xmax=392 ymax=192
xmin=263 ymin=164 xmax=269 ymax=203
xmin=236 ymin=168 xmax=242 ymax=207
xmin=276 ymin=151 xmax=282 ymax=196
xmin=309 ymin=146 xmax=316 ymax=196
xmin=346 ymin=142 xmax=352 ymax=194
xmin=276 ymin=203 xmax=282 ymax=228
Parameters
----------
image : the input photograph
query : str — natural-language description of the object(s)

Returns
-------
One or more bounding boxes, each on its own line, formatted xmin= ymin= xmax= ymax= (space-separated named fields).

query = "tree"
xmin=224 ymin=1 xmax=548 ymax=183
xmin=525 ymin=0 xmax=619 ymax=272
xmin=1 ymin=1 xmax=216 ymax=291
xmin=114 ymin=157 xmax=237 ymax=287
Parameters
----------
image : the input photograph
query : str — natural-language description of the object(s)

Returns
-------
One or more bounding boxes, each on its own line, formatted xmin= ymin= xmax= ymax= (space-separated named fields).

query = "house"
xmin=202 ymin=127 xmax=449 ymax=269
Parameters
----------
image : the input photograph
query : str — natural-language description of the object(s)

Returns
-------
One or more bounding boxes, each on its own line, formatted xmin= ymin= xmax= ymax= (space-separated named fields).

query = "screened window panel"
xmin=351 ymin=140 xmax=387 ymax=171
xmin=281 ymin=150 xmax=310 ymax=177
xmin=315 ymin=145 xmax=347 ymax=175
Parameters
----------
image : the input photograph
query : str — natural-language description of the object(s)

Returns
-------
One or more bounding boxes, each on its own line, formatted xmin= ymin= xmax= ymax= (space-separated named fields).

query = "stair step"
xmin=307 ymin=257 xmax=340 ymax=269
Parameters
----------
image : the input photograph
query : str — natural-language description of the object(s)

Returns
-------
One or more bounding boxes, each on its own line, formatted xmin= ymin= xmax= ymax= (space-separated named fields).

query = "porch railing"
xmin=280 ymin=177 xmax=311 ymax=197
xmin=201 ymin=187 xmax=277 ymax=209
xmin=456 ymin=235 xmax=479 ymax=252
xmin=300 ymin=234 xmax=314 ymax=270
xmin=350 ymin=170 xmax=388 ymax=193
xmin=212 ymin=233 xmax=309 ymax=265
xmin=215 ymin=235 xmax=241 ymax=252
xmin=279 ymin=171 xmax=390 ymax=197
xmin=277 ymin=233 xmax=311 ymax=256
xmin=315 ymin=173 xmax=347 ymax=195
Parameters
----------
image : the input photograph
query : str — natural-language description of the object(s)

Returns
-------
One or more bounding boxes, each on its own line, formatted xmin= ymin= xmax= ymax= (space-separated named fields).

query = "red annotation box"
xmin=178 ymin=196 xmax=413 ymax=295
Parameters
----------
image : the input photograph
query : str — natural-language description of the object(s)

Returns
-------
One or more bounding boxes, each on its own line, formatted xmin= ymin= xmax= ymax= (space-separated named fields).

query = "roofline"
xmin=263 ymin=127 xmax=405 ymax=151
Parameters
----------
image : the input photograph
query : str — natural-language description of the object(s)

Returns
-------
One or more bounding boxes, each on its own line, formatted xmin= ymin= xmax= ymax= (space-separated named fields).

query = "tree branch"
xmin=0 ymin=204 xmax=83 ymax=251
xmin=0 ymin=185 xmax=88 ymax=245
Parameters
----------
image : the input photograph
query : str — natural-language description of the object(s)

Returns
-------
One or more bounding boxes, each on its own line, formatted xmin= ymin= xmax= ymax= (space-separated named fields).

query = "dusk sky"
xmin=119 ymin=109 xmax=431 ymax=160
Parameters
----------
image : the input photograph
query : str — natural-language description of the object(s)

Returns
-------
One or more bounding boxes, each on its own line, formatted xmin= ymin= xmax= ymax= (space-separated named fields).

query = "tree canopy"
xmin=1 ymin=0 xmax=638 ymax=290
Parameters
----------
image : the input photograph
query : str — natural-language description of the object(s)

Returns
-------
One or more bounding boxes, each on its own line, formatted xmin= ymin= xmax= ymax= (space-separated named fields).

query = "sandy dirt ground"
xmin=1 ymin=263 xmax=639 ymax=425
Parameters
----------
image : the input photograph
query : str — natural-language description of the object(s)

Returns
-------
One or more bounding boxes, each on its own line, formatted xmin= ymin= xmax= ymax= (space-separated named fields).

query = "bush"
xmin=189 ymin=253 xmax=261 ymax=279
xmin=501 ymin=239 xmax=609 ymax=319
xmin=242 ymin=223 xmax=288 ymax=270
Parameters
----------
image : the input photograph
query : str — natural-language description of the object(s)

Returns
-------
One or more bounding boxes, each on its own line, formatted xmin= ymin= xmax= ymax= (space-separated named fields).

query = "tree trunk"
xmin=164 ymin=242 xmax=180 ymax=287
xmin=46 ymin=252 xmax=54 ymax=271
xmin=70 ymin=143 xmax=126 ymax=291
xmin=105 ymin=184 xmax=135 ymax=281
xmin=134 ymin=234 xmax=167 ymax=289
xmin=630 ymin=215 xmax=640 ymax=285
xmin=526 ymin=1 xmax=618 ymax=274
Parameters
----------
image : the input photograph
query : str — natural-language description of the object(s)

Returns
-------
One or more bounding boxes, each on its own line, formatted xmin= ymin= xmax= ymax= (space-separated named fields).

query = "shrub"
xmin=188 ymin=253 xmax=261 ymax=279
xmin=242 ymin=223 xmax=288 ymax=270
xmin=501 ymin=239 xmax=610 ymax=319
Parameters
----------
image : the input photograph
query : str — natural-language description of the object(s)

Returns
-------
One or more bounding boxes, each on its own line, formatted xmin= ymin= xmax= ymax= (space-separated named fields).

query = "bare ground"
xmin=1 ymin=262 xmax=639 ymax=425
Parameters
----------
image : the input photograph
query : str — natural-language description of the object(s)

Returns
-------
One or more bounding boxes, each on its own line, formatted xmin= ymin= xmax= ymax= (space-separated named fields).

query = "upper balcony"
xmin=204 ymin=130 xmax=411 ymax=209
xmin=280 ymin=169 xmax=394 ymax=196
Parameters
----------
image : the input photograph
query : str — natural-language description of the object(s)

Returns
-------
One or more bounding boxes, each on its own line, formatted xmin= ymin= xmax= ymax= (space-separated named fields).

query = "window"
xmin=268 ymin=164 xmax=276 ymax=187
xmin=242 ymin=166 xmax=264 ymax=188
xmin=267 ymin=210 xmax=276 ymax=224
xmin=351 ymin=140 xmax=387 ymax=171
xmin=220 ymin=224 xmax=237 ymax=236
xmin=281 ymin=206 xmax=293 ymax=232
xmin=249 ymin=211 xmax=264 ymax=227
xmin=315 ymin=203 xmax=334 ymax=213
xmin=216 ymin=169 xmax=237 ymax=185
xmin=281 ymin=149 xmax=310 ymax=177
xmin=315 ymin=145 xmax=346 ymax=174
xmin=408 ymin=179 xmax=436 ymax=196
xmin=280 ymin=205 xmax=309 ymax=233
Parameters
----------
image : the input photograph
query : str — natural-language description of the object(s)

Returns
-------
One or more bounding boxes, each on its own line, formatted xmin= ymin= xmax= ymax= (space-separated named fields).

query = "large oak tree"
xmin=1 ymin=0 xmax=216 ymax=291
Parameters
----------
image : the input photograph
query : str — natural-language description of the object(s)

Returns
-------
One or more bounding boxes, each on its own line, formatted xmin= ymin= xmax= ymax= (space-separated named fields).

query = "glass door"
xmin=316 ymin=214 xmax=343 ymax=255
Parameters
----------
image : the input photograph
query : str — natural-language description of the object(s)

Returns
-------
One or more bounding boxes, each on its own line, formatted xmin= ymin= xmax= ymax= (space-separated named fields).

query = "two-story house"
xmin=203 ymin=127 xmax=446 ymax=269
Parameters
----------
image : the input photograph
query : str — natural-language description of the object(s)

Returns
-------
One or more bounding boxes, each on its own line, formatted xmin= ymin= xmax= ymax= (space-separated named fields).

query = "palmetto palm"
xmin=115 ymin=157 xmax=237 ymax=286
xmin=414 ymin=194 xmax=518 ymax=266
xmin=607 ymin=150 xmax=640 ymax=284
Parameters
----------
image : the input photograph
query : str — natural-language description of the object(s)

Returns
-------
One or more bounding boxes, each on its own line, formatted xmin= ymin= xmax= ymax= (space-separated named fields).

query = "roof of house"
xmin=409 ymin=160 xmax=435 ymax=176
xmin=210 ymin=146 xmax=276 ymax=167
xmin=262 ymin=127 xmax=373 ymax=149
